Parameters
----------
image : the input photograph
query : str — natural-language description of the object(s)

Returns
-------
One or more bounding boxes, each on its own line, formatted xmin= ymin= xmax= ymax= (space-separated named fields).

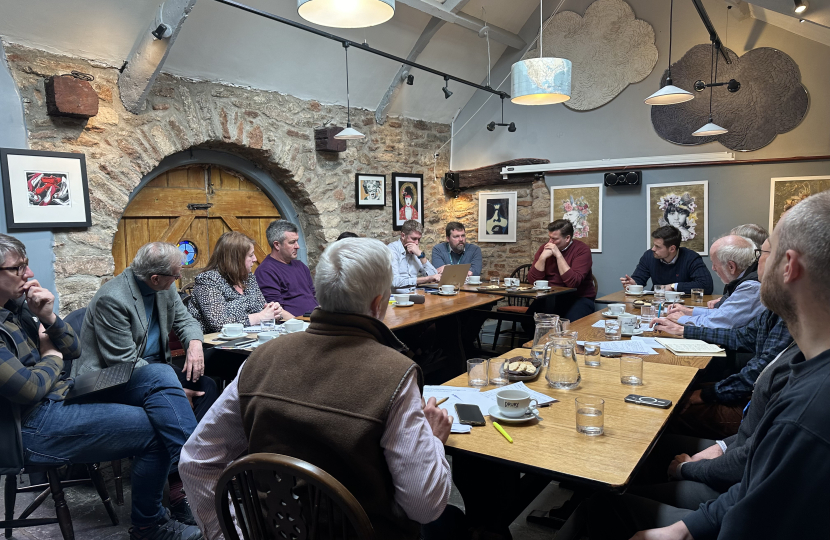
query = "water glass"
xmin=620 ymin=356 xmax=644 ymax=385
xmin=260 ymin=317 xmax=276 ymax=332
xmin=489 ymin=359 xmax=509 ymax=386
xmin=691 ymin=288 xmax=704 ymax=304
xmin=531 ymin=343 xmax=549 ymax=367
xmin=557 ymin=318 xmax=571 ymax=331
xmin=467 ymin=358 xmax=489 ymax=387
xmin=640 ymin=306 xmax=656 ymax=329
xmin=604 ymin=319 xmax=622 ymax=341
xmin=653 ymin=284 xmax=666 ymax=301
xmin=575 ymin=396 xmax=604 ymax=436
xmin=490 ymin=277 xmax=500 ymax=287
xmin=582 ymin=341 xmax=601 ymax=367
xmin=534 ymin=313 xmax=560 ymax=324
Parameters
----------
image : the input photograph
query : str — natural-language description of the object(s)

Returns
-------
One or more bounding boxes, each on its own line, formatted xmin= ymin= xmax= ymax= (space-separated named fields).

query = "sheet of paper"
xmin=591 ymin=320 xmax=653 ymax=331
xmin=655 ymin=338 xmax=724 ymax=354
xmin=423 ymin=386 xmax=480 ymax=433
xmin=577 ymin=340 xmax=657 ymax=355
xmin=631 ymin=336 xmax=666 ymax=348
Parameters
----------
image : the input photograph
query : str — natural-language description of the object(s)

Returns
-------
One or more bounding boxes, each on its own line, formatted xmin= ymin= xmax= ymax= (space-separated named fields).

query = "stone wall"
xmin=3 ymin=42 xmax=550 ymax=314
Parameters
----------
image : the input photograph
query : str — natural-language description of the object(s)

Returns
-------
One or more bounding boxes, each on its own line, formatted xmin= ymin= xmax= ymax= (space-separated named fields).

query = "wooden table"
xmin=522 ymin=310 xmax=713 ymax=370
xmin=595 ymin=290 xmax=721 ymax=305
xmin=455 ymin=284 xmax=576 ymax=300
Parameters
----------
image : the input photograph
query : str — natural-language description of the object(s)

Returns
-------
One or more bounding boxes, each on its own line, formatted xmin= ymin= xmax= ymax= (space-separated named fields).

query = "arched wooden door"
xmin=112 ymin=165 xmax=281 ymax=287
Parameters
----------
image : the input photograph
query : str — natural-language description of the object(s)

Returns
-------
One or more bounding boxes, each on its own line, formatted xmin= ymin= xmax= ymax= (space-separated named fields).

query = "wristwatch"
xmin=417 ymin=252 xmax=426 ymax=259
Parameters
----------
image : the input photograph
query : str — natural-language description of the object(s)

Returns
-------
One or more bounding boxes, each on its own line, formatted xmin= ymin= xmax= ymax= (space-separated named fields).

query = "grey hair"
xmin=401 ymin=220 xmax=423 ymax=236
xmin=730 ymin=224 xmax=768 ymax=249
xmin=266 ymin=220 xmax=298 ymax=247
xmin=131 ymin=242 xmax=184 ymax=281
xmin=314 ymin=238 xmax=392 ymax=315
xmin=714 ymin=235 xmax=756 ymax=273
xmin=776 ymin=191 xmax=830 ymax=297
xmin=0 ymin=233 xmax=26 ymax=264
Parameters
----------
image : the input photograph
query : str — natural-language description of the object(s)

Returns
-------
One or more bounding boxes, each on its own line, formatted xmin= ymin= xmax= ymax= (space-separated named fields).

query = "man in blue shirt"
xmin=621 ymin=226 xmax=713 ymax=294
xmin=431 ymin=222 xmax=482 ymax=277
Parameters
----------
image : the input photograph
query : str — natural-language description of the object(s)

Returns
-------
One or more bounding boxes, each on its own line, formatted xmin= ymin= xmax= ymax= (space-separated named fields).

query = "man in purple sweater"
xmin=254 ymin=220 xmax=318 ymax=320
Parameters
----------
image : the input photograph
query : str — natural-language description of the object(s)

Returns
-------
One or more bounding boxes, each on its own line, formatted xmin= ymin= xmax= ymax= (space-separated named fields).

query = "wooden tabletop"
xmin=522 ymin=310 xmax=712 ymax=369
xmin=595 ymin=290 xmax=721 ymax=305
xmin=443 ymin=348 xmax=699 ymax=489
xmin=455 ymin=284 xmax=576 ymax=299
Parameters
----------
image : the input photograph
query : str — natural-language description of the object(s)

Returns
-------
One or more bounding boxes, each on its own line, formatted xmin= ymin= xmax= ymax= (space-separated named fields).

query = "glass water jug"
xmin=545 ymin=336 xmax=581 ymax=390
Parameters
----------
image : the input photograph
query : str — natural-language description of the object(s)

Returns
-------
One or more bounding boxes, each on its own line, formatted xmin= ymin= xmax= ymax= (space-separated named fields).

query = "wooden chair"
xmin=2 ymin=463 xmax=119 ymax=540
xmin=491 ymin=264 xmax=533 ymax=350
xmin=215 ymin=453 xmax=375 ymax=540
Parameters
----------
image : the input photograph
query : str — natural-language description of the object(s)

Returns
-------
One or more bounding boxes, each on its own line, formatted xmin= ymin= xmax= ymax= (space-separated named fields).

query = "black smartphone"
xmin=454 ymin=404 xmax=486 ymax=426
xmin=624 ymin=394 xmax=672 ymax=409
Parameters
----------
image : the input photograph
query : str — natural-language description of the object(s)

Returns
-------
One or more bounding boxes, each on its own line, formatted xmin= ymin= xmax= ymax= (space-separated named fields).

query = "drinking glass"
xmin=490 ymin=277 xmax=500 ymax=287
xmin=532 ymin=319 xmax=559 ymax=349
xmin=260 ymin=317 xmax=276 ymax=333
xmin=604 ymin=319 xmax=622 ymax=341
xmin=582 ymin=341 xmax=601 ymax=367
xmin=653 ymin=284 xmax=666 ymax=301
xmin=531 ymin=343 xmax=549 ymax=367
xmin=557 ymin=318 xmax=571 ymax=332
xmin=575 ymin=396 xmax=604 ymax=436
xmin=640 ymin=306 xmax=656 ymax=330
xmin=545 ymin=337 xmax=581 ymax=390
xmin=620 ymin=356 xmax=644 ymax=385
xmin=489 ymin=359 xmax=509 ymax=386
xmin=691 ymin=288 xmax=704 ymax=304
xmin=467 ymin=359 xmax=489 ymax=387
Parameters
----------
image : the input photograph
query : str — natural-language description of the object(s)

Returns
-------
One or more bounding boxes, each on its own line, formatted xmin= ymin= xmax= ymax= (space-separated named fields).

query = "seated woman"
xmin=188 ymin=231 xmax=282 ymax=333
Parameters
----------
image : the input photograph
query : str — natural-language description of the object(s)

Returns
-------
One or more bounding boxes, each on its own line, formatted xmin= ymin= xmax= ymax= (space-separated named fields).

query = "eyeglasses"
xmin=754 ymin=249 xmax=770 ymax=259
xmin=0 ymin=259 xmax=29 ymax=276
xmin=155 ymin=273 xmax=182 ymax=280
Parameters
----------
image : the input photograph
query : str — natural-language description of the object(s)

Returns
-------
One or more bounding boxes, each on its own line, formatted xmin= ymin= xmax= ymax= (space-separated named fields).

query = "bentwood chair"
xmin=491 ymin=264 xmax=533 ymax=350
xmin=215 ymin=453 xmax=375 ymax=540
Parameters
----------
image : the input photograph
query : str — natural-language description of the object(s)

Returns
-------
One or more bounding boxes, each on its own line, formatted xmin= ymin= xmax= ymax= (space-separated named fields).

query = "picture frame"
xmin=550 ymin=183 xmax=603 ymax=252
xmin=392 ymin=173 xmax=423 ymax=231
xmin=478 ymin=191 xmax=517 ymax=243
xmin=1 ymin=148 xmax=91 ymax=230
xmin=647 ymin=181 xmax=708 ymax=255
xmin=355 ymin=173 xmax=386 ymax=208
xmin=769 ymin=176 xmax=830 ymax=231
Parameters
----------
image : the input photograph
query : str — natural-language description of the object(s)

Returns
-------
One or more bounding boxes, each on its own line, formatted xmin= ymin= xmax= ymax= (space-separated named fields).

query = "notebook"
xmin=655 ymin=338 xmax=726 ymax=357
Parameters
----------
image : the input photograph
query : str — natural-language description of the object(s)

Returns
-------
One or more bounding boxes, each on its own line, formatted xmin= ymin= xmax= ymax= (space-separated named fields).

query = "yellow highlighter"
xmin=493 ymin=422 xmax=513 ymax=443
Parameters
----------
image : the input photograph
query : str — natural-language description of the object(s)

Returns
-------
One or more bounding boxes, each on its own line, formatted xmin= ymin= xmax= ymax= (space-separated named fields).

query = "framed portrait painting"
xmin=355 ymin=173 xmax=386 ymax=208
xmin=647 ymin=181 xmax=708 ymax=255
xmin=550 ymin=184 xmax=602 ymax=252
xmin=1 ymin=148 xmax=91 ymax=230
xmin=769 ymin=176 xmax=830 ymax=230
xmin=478 ymin=191 xmax=517 ymax=243
xmin=392 ymin=173 xmax=423 ymax=230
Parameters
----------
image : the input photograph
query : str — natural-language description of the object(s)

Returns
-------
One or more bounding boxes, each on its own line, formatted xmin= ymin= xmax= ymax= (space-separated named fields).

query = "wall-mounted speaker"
xmin=604 ymin=170 xmax=641 ymax=186
xmin=443 ymin=172 xmax=460 ymax=191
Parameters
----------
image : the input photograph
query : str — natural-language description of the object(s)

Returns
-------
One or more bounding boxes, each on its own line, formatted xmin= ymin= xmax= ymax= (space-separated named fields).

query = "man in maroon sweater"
xmin=526 ymin=219 xmax=596 ymax=321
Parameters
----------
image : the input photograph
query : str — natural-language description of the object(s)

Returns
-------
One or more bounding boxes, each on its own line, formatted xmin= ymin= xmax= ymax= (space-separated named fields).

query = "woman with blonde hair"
xmin=188 ymin=231 xmax=281 ymax=333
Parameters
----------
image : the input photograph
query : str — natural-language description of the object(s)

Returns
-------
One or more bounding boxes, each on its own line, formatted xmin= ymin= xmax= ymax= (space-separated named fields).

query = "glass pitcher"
xmin=531 ymin=315 xmax=560 ymax=350
xmin=545 ymin=336 xmax=581 ymax=390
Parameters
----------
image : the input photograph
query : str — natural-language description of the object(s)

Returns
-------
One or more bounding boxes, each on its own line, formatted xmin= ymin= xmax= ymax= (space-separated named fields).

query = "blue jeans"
xmin=21 ymin=363 xmax=197 ymax=526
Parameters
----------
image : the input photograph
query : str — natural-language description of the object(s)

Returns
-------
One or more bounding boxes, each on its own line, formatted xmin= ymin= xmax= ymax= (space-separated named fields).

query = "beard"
xmin=760 ymin=262 xmax=798 ymax=325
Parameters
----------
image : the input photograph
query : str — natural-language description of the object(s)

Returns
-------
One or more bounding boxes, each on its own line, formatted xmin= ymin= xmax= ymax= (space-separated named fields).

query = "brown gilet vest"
xmin=238 ymin=310 xmax=423 ymax=540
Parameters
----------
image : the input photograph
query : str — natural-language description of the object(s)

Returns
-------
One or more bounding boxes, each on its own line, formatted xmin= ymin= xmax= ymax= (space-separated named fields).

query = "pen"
xmin=435 ymin=396 xmax=449 ymax=406
xmin=493 ymin=422 xmax=513 ymax=443
xmin=538 ymin=402 xmax=552 ymax=408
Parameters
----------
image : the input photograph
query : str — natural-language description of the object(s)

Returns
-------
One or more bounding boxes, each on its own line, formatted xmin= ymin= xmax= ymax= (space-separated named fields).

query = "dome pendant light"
xmin=298 ymin=0 xmax=395 ymax=29
xmin=645 ymin=0 xmax=693 ymax=105
xmin=693 ymin=42 xmax=728 ymax=137
xmin=511 ymin=0 xmax=572 ymax=105
xmin=334 ymin=45 xmax=365 ymax=141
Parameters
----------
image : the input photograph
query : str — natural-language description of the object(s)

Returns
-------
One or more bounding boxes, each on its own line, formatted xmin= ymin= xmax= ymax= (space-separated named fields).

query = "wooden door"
xmin=112 ymin=165 xmax=281 ymax=287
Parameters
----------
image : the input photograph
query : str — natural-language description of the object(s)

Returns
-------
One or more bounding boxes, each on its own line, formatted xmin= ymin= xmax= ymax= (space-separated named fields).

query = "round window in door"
xmin=177 ymin=240 xmax=198 ymax=266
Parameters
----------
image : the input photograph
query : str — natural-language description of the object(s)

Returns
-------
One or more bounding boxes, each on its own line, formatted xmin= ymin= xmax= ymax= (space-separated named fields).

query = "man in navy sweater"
xmin=621 ymin=226 xmax=713 ymax=294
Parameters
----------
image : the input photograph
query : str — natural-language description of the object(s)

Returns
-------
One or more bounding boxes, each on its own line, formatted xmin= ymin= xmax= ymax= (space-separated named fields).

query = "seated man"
xmin=388 ymin=219 xmax=440 ymax=293
xmin=526 ymin=219 xmax=596 ymax=321
xmin=0 ymin=234 xmax=202 ymax=540
xmin=730 ymin=223 xmax=768 ymax=249
xmin=663 ymin=235 xmax=763 ymax=329
xmin=431 ymin=221 xmax=482 ymax=277
xmin=180 ymin=238 xmax=457 ymax=540
xmin=255 ymin=219 xmax=319 ymax=319
xmin=621 ymin=225 xmax=713 ymax=294
xmin=593 ymin=191 xmax=830 ymax=540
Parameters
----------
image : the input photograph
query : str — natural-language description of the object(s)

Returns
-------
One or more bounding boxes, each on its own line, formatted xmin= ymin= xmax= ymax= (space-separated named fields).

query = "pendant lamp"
xmin=645 ymin=0 xmax=693 ymax=105
xmin=298 ymin=0 xmax=394 ymax=29
xmin=334 ymin=45 xmax=365 ymax=140
xmin=511 ymin=0 xmax=572 ymax=105
xmin=693 ymin=42 xmax=727 ymax=136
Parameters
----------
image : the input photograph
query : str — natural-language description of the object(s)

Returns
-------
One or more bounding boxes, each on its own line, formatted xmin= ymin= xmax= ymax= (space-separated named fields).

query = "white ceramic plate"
xmin=602 ymin=311 xmax=624 ymax=318
xmin=624 ymin=291 xmax=647 ymax=296
xmin=438 ymin=291 xmax=459 ymax=296
xmin=488 ymin=405 xmax=538 ymax=424
xmin=621 ymin=328 xmax=645 ymax=337
xmin=394 ymin=301 xmax=415 ymax=307
xmin=533 ymin=286 xmax=551 ymax=291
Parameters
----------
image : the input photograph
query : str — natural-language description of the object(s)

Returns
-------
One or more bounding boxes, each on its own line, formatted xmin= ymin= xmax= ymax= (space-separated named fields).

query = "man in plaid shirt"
xmin=0 ymin=234 xmax=202 ymax=540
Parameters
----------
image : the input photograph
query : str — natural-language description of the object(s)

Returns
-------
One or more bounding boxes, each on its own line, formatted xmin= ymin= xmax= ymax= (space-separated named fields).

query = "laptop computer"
xmin=65 ymin=361 xmax=136 ymax=401
xmin=422 ymin=263 xmax=471 ymax=291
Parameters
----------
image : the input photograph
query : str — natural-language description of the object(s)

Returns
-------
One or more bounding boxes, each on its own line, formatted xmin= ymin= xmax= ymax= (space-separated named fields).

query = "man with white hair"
xmin=663 ymin=235 xmax=763 ymax=329
xmin=180 ymin=238 xmax=458 ymax=540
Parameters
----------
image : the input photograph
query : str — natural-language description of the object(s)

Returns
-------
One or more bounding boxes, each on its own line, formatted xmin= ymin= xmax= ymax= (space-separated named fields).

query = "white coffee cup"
xmin=665 ymin=291 xmax=682 ymax=302
xmin=625 ymin=284 xmax=644 ymax=294
xmin=608 ymin=303 xmax=626 ymax=315
xmin=394 ymin=294 xmax=410 ymax=304
xmin=283 ymin=319 xmax=304 ymax=333
xmin=257 ymin=331 xmax=280 ymax=344
xmin=505 ymin=278 xmax=519 ymax=287
xmin=222 ymin=323 xmax=244 ymax=337
xmin=619 ymin=314 xmax=641 ymax=333
xmin=534 ymin=280 xmax=549 ymax=289
xmin=496 ymin=389 xmax=539 ymax=419
xmin=440 ymin=285 xmax=456 ymax=294
xmin=468 ymin=276 xmax=481 ymax=284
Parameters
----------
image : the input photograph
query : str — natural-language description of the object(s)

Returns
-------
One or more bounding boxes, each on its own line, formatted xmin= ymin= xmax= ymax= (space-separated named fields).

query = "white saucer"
xmin=488 ymin=406 xmax=538 ymax=424
xmin=621 ymin=328 xmax=644 ymax=337
xmin=438 ymin=291 xmax=459 ymax=296
xmin=533 ymin=286 xmax=551 ymax=291
xmin=394 ymin=301 xmax=415 ymax=307
xmin=218 ymin=332 xmax=247 ymax=340
xmin=602 ymin=311 xmax=625 ymax=318
xmin=625 ymin=291 xmax=646 ymax=296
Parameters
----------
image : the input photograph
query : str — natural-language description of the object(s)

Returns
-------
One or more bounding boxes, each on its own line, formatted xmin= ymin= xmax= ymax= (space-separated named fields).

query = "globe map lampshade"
xmin=644 ymin=84 xmax=694 ymax=105
xmin=298 ymin=0 xmax=395 ymax=28
xmin=692 ymin=121 xmax=728 ymax=137
xmin=511 ymin=57 xmax=572 ymax=105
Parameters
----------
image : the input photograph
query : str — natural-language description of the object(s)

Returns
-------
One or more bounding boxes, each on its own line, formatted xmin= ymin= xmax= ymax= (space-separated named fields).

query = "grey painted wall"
xmin=547 ymin=159 xmax=830 ymax=298
xmin=0 ymin=46 xmax=57 ymax=309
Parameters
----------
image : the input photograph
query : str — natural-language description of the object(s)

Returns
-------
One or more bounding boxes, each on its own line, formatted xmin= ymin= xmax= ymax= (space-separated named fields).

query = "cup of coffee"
xmin=496 ymin=389 xmax=539 ymax=419
xmin=257 ymin=331 xmax=280 ymax=344
xmin=394 ymin=294 xmax=410 ymax=304
xmin=440 ymin=285 xmax=456 ymax=294
xmin=283 ymin=319 xmax=304 ymax=333
xmin=534 ymin=280 xmax=548 ymax=289
xmin=619 ymin=314 xmax=640 ymax=334
xmin=608 ymin=303 xmax=626 ymax=315
xmin=625 ymin=284 xmax=644 ymax=294
xmin=222 ymin=323 xmax=244 ymax=337
xmin=665 ymin=291 xmax=682 ymax=302
xmin=468 ymin=276 xmax=481 ymax=284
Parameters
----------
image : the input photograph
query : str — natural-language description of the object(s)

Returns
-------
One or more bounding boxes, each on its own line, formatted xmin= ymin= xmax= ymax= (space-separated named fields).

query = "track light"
xmin=486 ymin=96 xmax=517 ymax=133
xmin=442 ymin=76 xmax=453 ymax=99
xmin=507 ymin=122 xmax=516 ymax=132
xmin=487 ymin=122 xmax=496 ymax=131
xmin=794 ymin=0 xmax=808 ymax=14
xmin=406 ymin=74 xmax=414 ymax=85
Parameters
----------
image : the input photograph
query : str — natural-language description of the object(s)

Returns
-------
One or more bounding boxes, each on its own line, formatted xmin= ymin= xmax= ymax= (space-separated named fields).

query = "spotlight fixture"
xmin=507 ymin=122 xmax=517 ymax=133
xmin=406 ymin=74 xmax=414 ymax=85
xmin=645 ymin=0 xmax=693 ymax=105
xmin=486 ymin=121 xmax=496 ymax=131
xmin=486 ymin=96 xmax=517 ymax=133
xmin=693 ymin=41 xmax=728 ymax=137
xmin=334 ymin=44 xmax=365 ymax=140
xmin=442 ymin=76 xmax=453 ymax=99
xmin=794 ymin=0 xmax=808 ymax=14
xmin=297 ymin=0 xmax=395 ymax=29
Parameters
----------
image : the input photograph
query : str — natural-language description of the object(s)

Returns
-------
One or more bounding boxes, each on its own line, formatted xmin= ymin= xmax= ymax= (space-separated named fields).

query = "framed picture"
xmin=769 ymin=176 xmax=830 ymax=230
xmin=647 ymin=181 xmax=708 ymax=255
xmin=392 ymin=173 xmax=423 ymax=230
xmin=478 ymin=191 xmax=517 ymax=243
xmin=355 ymin=173 xmax=386 ymax=208
xmin=1 ymin=148 xmax=91 ymax=230
xmin=550 ymin=183 xmax=603 ymax=252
